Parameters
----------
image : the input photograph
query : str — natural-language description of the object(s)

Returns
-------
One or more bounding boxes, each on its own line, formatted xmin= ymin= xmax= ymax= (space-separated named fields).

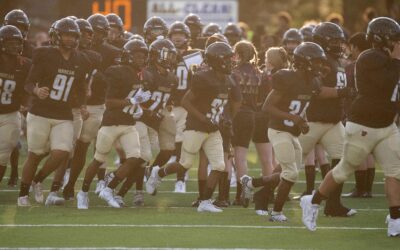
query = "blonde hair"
xmin=265 ymin=47 xmax=288 ymax=70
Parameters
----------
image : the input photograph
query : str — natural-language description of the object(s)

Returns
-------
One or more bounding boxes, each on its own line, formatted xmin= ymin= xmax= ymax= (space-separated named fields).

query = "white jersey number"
xmin=284 ymin=100 xmax=309 ymax=127
xmin=336 ymin=71 xmax=347 ymax=89
xmin=0 ymin=79 xmax=16 ymax=105
xmin=206 ymin=98 xmax=228 ymax=124
xmin=176 ymin=64 xmax=189 ymax=90
xmin=49 ymin=74 xmax=74 ymax=102
xmin=149 ymin=91 xmax=170 ymax=111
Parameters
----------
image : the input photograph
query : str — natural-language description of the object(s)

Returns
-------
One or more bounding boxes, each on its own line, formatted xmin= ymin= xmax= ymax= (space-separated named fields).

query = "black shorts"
xmin=232 ymin=110 xmax=255 ymax=148
xmin=252 ymin=112 xmax=269 ymax=143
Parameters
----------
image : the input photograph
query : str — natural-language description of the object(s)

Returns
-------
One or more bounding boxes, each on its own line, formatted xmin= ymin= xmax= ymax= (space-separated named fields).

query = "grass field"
xmin=0 ymin=144 xmax=398 ymax=249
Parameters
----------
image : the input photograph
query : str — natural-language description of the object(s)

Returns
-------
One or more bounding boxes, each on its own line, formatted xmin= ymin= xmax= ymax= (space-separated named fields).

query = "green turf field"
xmin=0 ymin=144 xmax=398 ymax=249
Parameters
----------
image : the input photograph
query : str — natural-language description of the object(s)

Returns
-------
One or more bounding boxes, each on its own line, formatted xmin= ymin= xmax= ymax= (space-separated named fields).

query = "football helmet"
xmin=0 ymin=25 xmax=23 ymax=56
xmin=3 ymin=9 xmax=30 ymax=39
xmin=87 ymin=14 xmax=110 ymax=45
xmin=149 ymin=38 xmax=177 ymax=70
xmin=54 ymin=17 xmax=80 ymax=49
xmin=223 ymin=23 xmax=242 ymax=46
xmin=282 ymin=28 xmax=303 ymax=55
xmin=168 ymin=21 xmax=190 ymax=49
xmin=121 ymin=39 xmax=148 ymax=69
xmin=205 ymin=42 xmax=234 ymax=74
xmin=202 ymin=23 xmax=222 ymax=38
xmin=366 ymin=17 xmax=400 ymax=52
xmin=293 ymin=42 xmax=327 ymax=76
xmin=76 ymin=19 xmax=93 ymax=49
xmin=313 ymin=22 xmax=345 ymax=58
xmin=183 ymin=13 xmax=203 ymax=40
xmin=143 ymin=16 xmax=168 ymax=45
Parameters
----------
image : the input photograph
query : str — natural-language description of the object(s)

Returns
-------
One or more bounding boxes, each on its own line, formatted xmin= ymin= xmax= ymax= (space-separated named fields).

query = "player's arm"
xmin=262 ymin=89 xmax=302 ymax=124
xmin=181 ymin=89 xmax=208 ymax=123
xmin=24 ymin=50 xmax=49 ymax=99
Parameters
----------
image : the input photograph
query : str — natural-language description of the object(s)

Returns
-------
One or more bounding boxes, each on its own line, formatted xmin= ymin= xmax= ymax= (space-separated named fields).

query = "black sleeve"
xmin=190 ymin=72 xmax=208 ymax=98
xmin=105 ymin=67 xmax=125 ymax=99
xmin=271 ymin=69 xmax=290 ymax=92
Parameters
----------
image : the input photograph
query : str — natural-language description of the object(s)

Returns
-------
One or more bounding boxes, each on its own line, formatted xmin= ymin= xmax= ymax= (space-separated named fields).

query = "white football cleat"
xmin=32 ymin=182 xmax=44 ymax=203
xmin=174 ymin=180 xmax=186 ymax=193
xmin=230 ymin=171 xmax=237 ymax=187
xmin=269 ymin=211 xmax=288 ymax=222
xmin=300 ymin=195 xmax=319 ymax=231
xmin=114 ymin=195 xmax=125 ymax=207
xmin=17 ymin=195 xmax=31 ymax=207
xmin=347 ymin=208 xmax=358 ymax=217
xmin=255 ymin=210 xmax=268 ymax=216
xmin=146 ymin=166 xmax=161 ymax=195
xmin=240 ymin=175 xmax=253 ymax=208
xmin=197 ymin=199 xmax=223 ymax=213
xmin=99 ymin=187 xmax=120 ymax=208
xmin=95 ymin=180 xmax=106 ymax=195
xmin=77 ymin=191 xmax=89 ymax=209
xmin=45 ymin=192 xmax=65 ymax=206
xmin=386 ymin=215 xmax=400 ymax=237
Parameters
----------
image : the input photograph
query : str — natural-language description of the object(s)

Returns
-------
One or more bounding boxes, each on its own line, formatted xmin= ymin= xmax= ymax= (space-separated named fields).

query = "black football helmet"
xmin=168 ymin=21 xmax=190 ymax=49
xmin=282 ymin=28 xmax=303 ymax=55
xmin=300 ymin=25 xmax=315 ymax=42
xmin=106 ymin=13 xmax=124 ymax=43
xmin=3 ymin=9 xmax=30 ymax=39
xmin=366 ymin=17 xmax=400 ymax=52
xmin=205 ymin=33 xmax=229 ymax=48
xmin=183 ymin=13 xmax=203 ymax=40
xmin=76 ymin=19 xmax=93 ymax=49
xmin=54 ymin=17 xmax=80 ymax=49
xmin=143 ymin=16 xmax=168 ymax=45
xmin=205 ymin=42 xmax=234 ymax=74
xmin=48 ymin=20 xmax=59 ymax=46
xmin=293 ymin=42 xmax=327 ymax=75
xmin=87 ymin=14 xmax=110 ymax=45
xmin=202 ymin=23 xmax=222 ymax=38
xmin=129 ymin=34 xmax=145 ymax=42
xmin=66 ymin=16 xmax=78 ymax=21
xmin=120 ymin=39 xmax=148 ymax=69
xmin=0 ymin=25 xmax=23 ymax=56
xmin=149 ymin=38 xmax=177 ymax=70
xmin=223 ymin=23 xmax=242 ymax=46
xmin=313 ymin=22 xmax=345 ymax=58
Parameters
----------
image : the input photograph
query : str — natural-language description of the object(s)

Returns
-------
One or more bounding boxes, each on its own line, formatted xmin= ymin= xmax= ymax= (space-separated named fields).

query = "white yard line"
xmin=0 ymin=223 xmax=386 ymax=231
xmin=0 ymin=248 xmax=274 ymax=250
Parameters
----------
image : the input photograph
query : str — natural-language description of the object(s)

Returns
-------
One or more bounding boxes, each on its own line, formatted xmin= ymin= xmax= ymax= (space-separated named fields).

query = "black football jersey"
xmin=173 ymin=49 xmax=201 ymax=106
xmin=25 ymin=46 xmax=90 ymax=120
xmin=101 ymin=65 xmax=142 ymax=126
xmin=349 ymin=49 xmax=400 ymax=128
xmin=0 ymin=57 xmax=31 ymax=114
xmin=306 ymin=55 xmax=346 ymax=123
xmin=88 ymin=42 xmax=120 ymax=105
xmin=140 ymin=65 xmax=178 ymax=129
xmin=22 ymin=40 xmax=34 ymax=59
xmin=80 ymin=49 xmax=103 ymax=106
xmin=231 ymin=62 xmax=261 ymax=112
xmin=186 ymin=67 xmax=242 ymax=133
xmin=268 ymin=69 xmax=320 ymax=136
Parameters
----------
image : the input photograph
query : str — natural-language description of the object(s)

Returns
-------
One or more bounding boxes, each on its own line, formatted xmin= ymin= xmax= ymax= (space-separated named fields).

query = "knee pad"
xmin=280 ymin=168 xmax=299 ymax=183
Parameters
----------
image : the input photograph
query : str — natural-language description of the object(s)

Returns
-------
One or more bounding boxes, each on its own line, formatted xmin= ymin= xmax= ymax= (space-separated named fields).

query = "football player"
xmin=143 ymin=16 xmax=168 ymax=46
xmin=297 ymin=22 xmax=356 ymax=217
xmin=301 ymin=17 xmax=400 ymax=237
xmin=183 ymin=13 xmax=203 ymax=50
xmin=146 ymin=42 xmax=242 ymax=213
xmin=62 ymin=18 xmax=103 ymax=200
xmin=241 ymin=42 xmax=352 ymax=221
xmin=282 ymin=28 xmax=303 ymax=62
xmin=106 ymin=13 xmax=127 ymax=49
xmin=223 ymin=23 xmax=243 ymax=47
xmin=76 ymin=39 xmax=150 ymax=209
xmin=17 ymin=18 xmax=90 ymax=206
xmin=167 ymin=21 xmax=200 ymax=193
xmin=0 ymin=25 xmax=31 ymax=184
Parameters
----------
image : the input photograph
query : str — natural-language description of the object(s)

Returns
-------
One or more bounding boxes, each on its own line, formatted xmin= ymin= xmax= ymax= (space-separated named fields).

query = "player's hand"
xmin=132 ymin=105 xmax=143 ymax=119
xmin=34 ymin=86 xmax=49 ymax=99
xmin=299 ymin=122 xmax=310 ymax=134
xmin=80 ymin=106 xmax=89 ymax=120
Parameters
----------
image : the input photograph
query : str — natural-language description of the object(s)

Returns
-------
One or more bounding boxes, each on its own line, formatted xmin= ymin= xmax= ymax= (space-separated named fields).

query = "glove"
xmin=129 ymin=89 xmax=152 ymax=105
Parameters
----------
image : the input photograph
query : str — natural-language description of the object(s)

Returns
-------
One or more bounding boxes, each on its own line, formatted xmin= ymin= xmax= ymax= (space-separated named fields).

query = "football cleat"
xmin=32 ymin=182 xmax=44 ymax=203
xmin=269 ymin=212 xmax=288 ymax=222
xmin=145 ymin=166 xmax=161 ymax=195
xmin=240 ymin=175 xmax=253 ymax=208
xmin=77 ymin=191 xmax=89 ymax=209
xmin=17 ymin=195 xmax=31 ymax=207
xmin=7 ymin=176 xmax=18 ymax=187
xmin=114 ymin=195 xmax=125 ymax=207
xmin=386 ymin=215 xmax=400 ymax=237
xmin=45 ymin=192 xmax=65 ymax=206
xmin=300 ymin=195 xmax=319 ymax=231
xmin=95 ymin=180 xmax=106 ymax=195
xmin=99 ymin=187 xmax=120 ymax=208
xmin=197 ymin=199 xmax=223 ymax=213
xmin=133 ymin=191 xmax=144 ymax=207
xmin=213 ymin=199 xmax=230 ymax=208
xmin=174 ymin=180 xmax=186 ymax=193
xmin=255 ymin=210 xmax=269 ymax=216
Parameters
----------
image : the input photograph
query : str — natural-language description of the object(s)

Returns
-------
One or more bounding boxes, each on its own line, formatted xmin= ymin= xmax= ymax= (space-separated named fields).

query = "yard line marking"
xmin=0 ymin=224 xmax=386 ymax=230
xmin=0 ymin=248 xmax=274 ymax=250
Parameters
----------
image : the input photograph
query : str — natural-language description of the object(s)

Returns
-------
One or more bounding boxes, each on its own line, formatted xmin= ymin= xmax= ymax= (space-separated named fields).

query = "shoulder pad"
xmin=357 ymin=49 xmax=390 ymax=70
